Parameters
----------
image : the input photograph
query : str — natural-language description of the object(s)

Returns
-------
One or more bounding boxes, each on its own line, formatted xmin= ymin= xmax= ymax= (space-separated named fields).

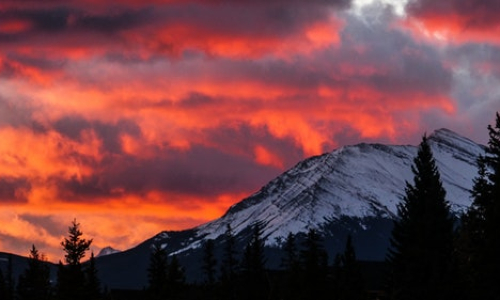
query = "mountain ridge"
xmin=88 ymin=128 xmax=486 ymax=288
xmin=3 ymin=128 xmax=486 ymax=288
xmin=170 ymin=128 xmax=483 ymax=253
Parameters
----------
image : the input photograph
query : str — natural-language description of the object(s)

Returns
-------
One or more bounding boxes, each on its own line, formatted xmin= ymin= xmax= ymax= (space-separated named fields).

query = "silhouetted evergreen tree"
xmin=281 ymin=233 xmax=301 ymax=300
xmin=202 ymin=239 xmax=217 ymax=286
xmin=147 ymin=244 xmax=168 ymax=300
xmin=16 ymin=245 xmax=51 ymax=300
xmin=85 ymin=252 xmax=102 ymax=300
xmin=335 ymin=235 xmax=364 ymax=300
xmin=481 ymin=112 xmax=500 ymax=298
xmin=455 ymin=156 xmax=489 ymax=300
xmin=241 ymin=222 xmax=268 ymax=300
xmin=300 ymin=228 xmax=328 ymax=300
xmin=220 ymin=224 xmax=237 ymax=283
xmin=458 ymin=113 xmax=500 ymax=299
xmin=220 ymin=224 xmax=237 ymax=300
xmin=167 ymin=255 xmax=186 ymax=298
xmin=387 ymin=135 xmax=455 ymax=300
xmin=57 ymin=219 xmax=92 ymax=300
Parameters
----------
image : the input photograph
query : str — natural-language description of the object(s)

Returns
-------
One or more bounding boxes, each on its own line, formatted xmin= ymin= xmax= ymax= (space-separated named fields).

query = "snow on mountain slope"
xmin=95 ymin=129 xmax=486 ymax=287
xmin=182 ymin=128 xmax=484 ymax=251
xmin=97 ymin=246 xmax=121 ymax=257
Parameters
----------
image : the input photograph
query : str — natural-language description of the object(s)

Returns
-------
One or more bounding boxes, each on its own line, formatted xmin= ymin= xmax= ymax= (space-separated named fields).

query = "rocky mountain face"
xmin=95 ymin=129 xmax=485 ymax=288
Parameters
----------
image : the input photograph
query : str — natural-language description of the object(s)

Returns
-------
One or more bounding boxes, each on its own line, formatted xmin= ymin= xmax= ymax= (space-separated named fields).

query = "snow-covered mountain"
xmin=168 ymin=129 xmax=483 ymax=253
xmin=96 ymin=128 xmax=485 ymax=287
xmin=96 ymin=246 xmax=121 ymax=257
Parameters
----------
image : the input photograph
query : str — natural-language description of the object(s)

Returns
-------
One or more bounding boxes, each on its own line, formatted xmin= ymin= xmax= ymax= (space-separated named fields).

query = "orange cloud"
xmin=0 ymin=0 xmax=479 ymax=262
xmin=405 ymin=0 xmax=500 ymax=44
xmin=254 ymin=145 xmax=284 ymax=169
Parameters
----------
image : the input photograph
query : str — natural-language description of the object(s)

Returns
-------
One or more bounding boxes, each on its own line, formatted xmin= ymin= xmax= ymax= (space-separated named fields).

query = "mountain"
xmin=96 ymin=246 xmax=121 ymax=257
xmin=95 ymin=128 xmax=485 ymax=289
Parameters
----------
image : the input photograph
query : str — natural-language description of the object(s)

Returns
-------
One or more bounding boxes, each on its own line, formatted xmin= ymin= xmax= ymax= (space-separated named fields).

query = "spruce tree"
xmin=242 ymin=222 xmax=266 ymax=276
xmin=167 ymin=255 xmax=186 ymax=298
xmin=16 ymin=245 xmax=51 ymax=300
xmin=387 ymin=135 xmax=454 ymax=300
xmin=456 ymin=156 xmax=489 ymax=299
xmin=241 ymin=222 xmax=268 ymax=300
xmin=281 ymin=233 xmax=300 ymax=300
xmin=459 ymin=112 xmax=500 ymax=299
xmin=300 ymin=228 xmax=328 ymax=300
xmin=482 ymin=112 xmax=500 ymax=298
xmin=335 ymin=235 xmax=364 ymax=300
xmin=57 ymin=219 xmax=92 ymax=300
xmin=85 ymin=252 xmax=102 ymax=300
xmin=202 ymin=239 xmax=217 ymax=287
xmin=220 ymin=224 xmax=238 ymax=300
xmin=147 ymin=244 xmax=168 ymax=300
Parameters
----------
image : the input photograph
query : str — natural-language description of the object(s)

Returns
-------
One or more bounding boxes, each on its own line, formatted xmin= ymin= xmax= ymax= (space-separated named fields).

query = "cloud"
xmin=405 ymin=0 xmax=500 ymax=44
xmin=0 ymin=177 xmax=31 ymax=202
xmin=53 ymin=116 xmax=141 ymax=153
xmin=0 ymin=0 xmax=498 ymax=262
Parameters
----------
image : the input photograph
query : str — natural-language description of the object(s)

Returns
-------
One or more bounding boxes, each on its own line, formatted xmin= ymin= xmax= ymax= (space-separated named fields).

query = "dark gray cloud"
xmin=19 ymin=214 xmax=65 ymax=237
xmin=0 ymin=6 xmax=151 ymax=35
xmin=55 ymin=174 xmax=114 ymax=200
xmin=50 ymin=142 xmax=282 ymax=201
xmin=0 ymin=177 xmax=31 ymax=202
xmin=407 ymin=0 xmax=500 ymax=29
xmin=53 ymin=116 xmax=142 ymax=154
xmin=108 ymin=144 xmax=280 ymax=197
xmin=203 ymin=123 xmax=305 ymax=167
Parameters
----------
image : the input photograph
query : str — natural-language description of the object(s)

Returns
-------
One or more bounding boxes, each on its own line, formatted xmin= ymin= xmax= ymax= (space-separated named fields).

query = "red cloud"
xmin=405 ymin=0 xmax=500 ymax=44
xmin=0 ymin=0 xmax=472 ymax=262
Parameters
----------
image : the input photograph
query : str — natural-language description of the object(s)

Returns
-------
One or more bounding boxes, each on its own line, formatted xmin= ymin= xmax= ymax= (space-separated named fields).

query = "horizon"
xmin=1 ymin=0 xmax=499 ymax=262
xmin=0 ymin=126 xmax=487 ymax=263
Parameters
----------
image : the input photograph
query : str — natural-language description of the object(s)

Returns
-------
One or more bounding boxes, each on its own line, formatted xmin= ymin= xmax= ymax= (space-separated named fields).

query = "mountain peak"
xmin=96 ymin=129 xmax=487 ymax=286
xmin=194 ymin=128 xmax=485 ymax=246
xmin=428 ymin=128 xmax=485 ymax=159
xmin=97 ymin=246 xmax=120 ymax=257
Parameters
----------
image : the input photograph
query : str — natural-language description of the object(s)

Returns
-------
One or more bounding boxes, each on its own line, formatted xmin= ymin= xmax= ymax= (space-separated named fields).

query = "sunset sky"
xmin=1 ymin=0 xmax=499 ymax=262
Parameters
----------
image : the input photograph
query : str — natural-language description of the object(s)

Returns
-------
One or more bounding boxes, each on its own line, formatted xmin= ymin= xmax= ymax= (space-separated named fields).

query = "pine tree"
xmin=61 ymin=219 xmax=93 ymax=266
xmin=300 ymin=228 xmax=328 ymax=300
xmin=482 ymin=112 xmax=500 ymax=298
xmin=458 ymin=112 xmax=500 ymax=299
xmin=456 ymin=156 xmax=489 ymax=299
xmin=147 ymin=244 xmax=168 ymax=300
xmin=85 ymin=252 xmax=102 ymax=300
xmin=57 ymin=219 xmax=92 ymax=300
xmin=241 ymin=222 xmax=268 ymax=300
xmin=387 ymin=135 xmax=455 ymax=300
xmin=336 ymin=235 xmax=365 ymax=300
xmin=220 ymin=224 xmax=237 ymax=283
xmin=202 ymin=239 xmax=217 ymax=286
xmin=281 ymin=233 xmax=301 ymax=300
xmin=242 ymin=222 xmax=266 ymax=276
xmin=220 ymin=224 xmax=238 ymax=300
xmin=167 ymin=255 xmax=185 ymax=298
xmin=282 ymin=233 xmax=299 ymax=272
xmin=16 ymin=245 xmax=51 ymax=300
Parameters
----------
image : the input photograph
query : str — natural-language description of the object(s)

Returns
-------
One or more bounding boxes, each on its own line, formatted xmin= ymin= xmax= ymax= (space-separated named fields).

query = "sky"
xmin=0 ymin=0 xmax=499 ymax=262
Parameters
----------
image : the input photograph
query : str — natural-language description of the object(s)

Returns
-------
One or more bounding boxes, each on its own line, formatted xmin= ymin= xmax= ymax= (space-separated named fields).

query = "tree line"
xmin=144 ymin=113 xmax=500 ymax=300
xmin=0 ymin=219 xmax=100 ymax=300
xmin=1 ymin=112 xmax=500 ymax=300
